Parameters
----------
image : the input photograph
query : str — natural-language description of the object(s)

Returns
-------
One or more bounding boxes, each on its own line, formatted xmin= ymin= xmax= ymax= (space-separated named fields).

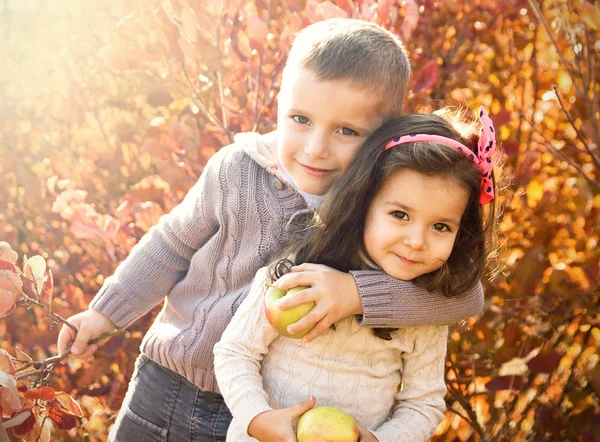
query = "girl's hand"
xmin=357 ymin=424 xmax=379 ymax=442
xmin=274 ymin=263 xmax=362 ymax=342
xmin=247 ymin=397 xmax=316 ymax=442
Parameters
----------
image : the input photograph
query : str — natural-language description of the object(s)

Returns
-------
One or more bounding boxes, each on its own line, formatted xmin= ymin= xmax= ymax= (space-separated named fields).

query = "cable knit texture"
xmin=89 ymin=131 xmax=484 ymax=393
xmin=214 ymin=267 xmax=447 ymax=442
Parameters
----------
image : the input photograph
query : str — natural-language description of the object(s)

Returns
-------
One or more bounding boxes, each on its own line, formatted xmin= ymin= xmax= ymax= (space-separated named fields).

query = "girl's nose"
xmin=402 ymin=226 xmax=426 ymax=250
xmin=304 ymin=131 xmax=329 ymax=159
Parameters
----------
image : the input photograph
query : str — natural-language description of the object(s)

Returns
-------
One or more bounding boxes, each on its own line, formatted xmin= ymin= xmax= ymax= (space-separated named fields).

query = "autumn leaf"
xmin=527 ymin=350 xmax=563 ymax=374
xmin=46 ymin=402 xmax=79 ymax=430
xmin=377 ymin=0 xmax=395 ymax=24
xmin=180 ymin=6 xmax=198 ymax=43
xmin=0 ymin=349 xmax=16 ymax=375
xmin=316 ymin=1 xmax=350 ymax=19
xmin=412 ymin=60 xmax=439 ymax=93
xmin=42 ymin=269 xmax=53 ymax=304
xmin=24 ymin=386 xmax=56 ymax=402
xmin=23 ymin=255 xmax=46 ymax=295
xmin=580 ymin=1 xmax=600 ymax=31
xmin=0 ymin=242 xmax=18 ymax=264
xmin=0 ymin=260 xmax=21 ymax=317
xmin=485 ymin=375 xmax=525 ymax=392
xmin=401 ymin=0 xmax=419 ymax=42
xmin=10 ymin=409 xmax=35 ymax=435
xmin=147 ymin=88 xmax=174 ymax=107
xmin=0 ymin=371 xmax=21 ymax=414
xmin=54 ymin=392 xmax=84 ymax=417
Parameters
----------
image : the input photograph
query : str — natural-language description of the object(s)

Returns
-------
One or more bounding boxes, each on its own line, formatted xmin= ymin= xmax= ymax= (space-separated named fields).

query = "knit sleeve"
xmin=350 ymin=271 xmax=484 ymax=327
xmin=371 ymin=326 xmax=448 ymax=442
xmin=213 ymin=267 xmax=279 ymax=436
xmin=88 ymin=148 xmax=227 ymax=328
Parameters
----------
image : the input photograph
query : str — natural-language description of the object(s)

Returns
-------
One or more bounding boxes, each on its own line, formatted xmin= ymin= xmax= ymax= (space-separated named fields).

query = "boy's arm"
xmin=213 ymin=267 xmax=279 ymax=435
xmin=371 ymin=326 xmax=448 ymax=442
xmin=276 ymin=265 xmax=483 ymax=340
xmin=350 ymin=270 xmax=484 ymax=328
xmin=88 ymin=149 xmax=226 ymax=329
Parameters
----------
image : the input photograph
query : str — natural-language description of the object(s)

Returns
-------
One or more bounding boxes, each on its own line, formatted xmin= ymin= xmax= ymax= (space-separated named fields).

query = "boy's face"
xmin=277 ymin=67 xmax=384 ymax=195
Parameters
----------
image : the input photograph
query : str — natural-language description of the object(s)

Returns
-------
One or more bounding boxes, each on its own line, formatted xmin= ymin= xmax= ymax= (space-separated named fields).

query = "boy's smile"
xmin=276 ymin=66 xmax=384 ymax=195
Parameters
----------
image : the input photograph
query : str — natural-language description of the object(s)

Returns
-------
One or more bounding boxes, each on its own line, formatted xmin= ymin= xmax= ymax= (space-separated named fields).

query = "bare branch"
xmin=520 ymin=114 xmax=600 ymax=194
xmin=552 ymin=86 xmax=600 ymax=170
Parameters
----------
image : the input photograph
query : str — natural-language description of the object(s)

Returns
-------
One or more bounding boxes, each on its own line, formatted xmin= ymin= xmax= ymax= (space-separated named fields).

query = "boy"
xmin=58 ymin=19 xmax=483 ymax=441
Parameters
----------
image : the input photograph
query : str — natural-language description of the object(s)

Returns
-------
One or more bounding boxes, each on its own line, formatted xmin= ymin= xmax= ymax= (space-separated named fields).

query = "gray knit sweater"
xmin=89 ymin=132 xmax=484 ymax=392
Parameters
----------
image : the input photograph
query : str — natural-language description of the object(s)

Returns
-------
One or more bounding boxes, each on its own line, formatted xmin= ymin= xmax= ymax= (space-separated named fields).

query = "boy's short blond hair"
xmin=280 ymin=18 xmax=410 ymax=119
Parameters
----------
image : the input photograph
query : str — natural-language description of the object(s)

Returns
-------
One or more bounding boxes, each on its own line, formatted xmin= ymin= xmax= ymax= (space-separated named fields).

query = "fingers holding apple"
xmin=296 ymin=406 xmax=359 ymax=442
xmin=264 ymin=285 xmax=316 ymax=339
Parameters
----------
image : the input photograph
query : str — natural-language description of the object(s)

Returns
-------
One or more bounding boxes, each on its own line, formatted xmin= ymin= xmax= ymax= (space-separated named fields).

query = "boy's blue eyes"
xmin=339 ymin=127 xmax=357 ymax=136
xmin=290 ymin=115 xmax=358 ymax=136
xmin=293 ymin=115 xmax=310 ymax=125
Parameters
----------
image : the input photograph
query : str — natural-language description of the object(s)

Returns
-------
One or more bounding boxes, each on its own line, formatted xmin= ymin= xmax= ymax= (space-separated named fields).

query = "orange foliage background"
xmin=0 ymin=0 xmax=599 ymax=440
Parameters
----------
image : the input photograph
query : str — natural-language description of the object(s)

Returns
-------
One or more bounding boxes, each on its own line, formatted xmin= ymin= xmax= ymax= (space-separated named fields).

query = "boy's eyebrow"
xmin=384 ymin=201 xmax=460 ymax=225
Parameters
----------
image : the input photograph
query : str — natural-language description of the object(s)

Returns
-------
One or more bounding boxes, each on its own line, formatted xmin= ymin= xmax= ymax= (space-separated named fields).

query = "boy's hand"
xmin=275 ymin=264 xmax=361 ymax=342
xmin=357 ymin=425 xmax=379 ymax=441
xmin=247 ymin=397 xmax=316 ymax=442
xmin=57 ymin=309 xmax=117 ymax=359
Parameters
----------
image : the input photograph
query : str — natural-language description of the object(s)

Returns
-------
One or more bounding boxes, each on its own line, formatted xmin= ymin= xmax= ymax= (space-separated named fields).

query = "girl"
xmin=214 ymin=108 xmax=499 ymax=441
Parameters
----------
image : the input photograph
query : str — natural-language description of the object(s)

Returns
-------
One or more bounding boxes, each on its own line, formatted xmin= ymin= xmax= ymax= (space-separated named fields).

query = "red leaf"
xmin=24 ymin=386 xmax=55 ymax=402
xmin=287 ymin=0 xmax=307 ymax=12
xmin=401 ymin=0 xmax=419 ymax=42
xmin=54 ymin=392 xmax=83 ymax=417
xmin=502 ymin=140 xmax=520 ymax=158
xmin=0 ymin=260 xmax=17 ymax=274
xmin=147 ymin=88 xmax=174 ymax=107
xmin=46 ymin=403 xmax=78 ymax=430
xmin=534 ymin=406 xmax=565 ymax=433
xmin=581 ymin=1 xmax=600 ymax=31
xmin=502 ymin=321 xmax=522 ymax=347
xmin=527 ymin=350 xmax=562 ymax=374
xmin=485 ymin=375 xmax=525 ymax=392
xmin=336 ymin=0 xmax=355 ymax=17
xmin=377 ymin=0 xmax=395 ymax=23
xmin=412 ymin=60 xmax=439 ymax=93
xmin=42 ymin=269 xmax=53 ymax=304
xmin=316 ymin=1 xmax=349 ymax=19
xmin=493 ymin=110 xmax=513 ymax=127
xmin=11 ymin=410 xmax=35 ymax=436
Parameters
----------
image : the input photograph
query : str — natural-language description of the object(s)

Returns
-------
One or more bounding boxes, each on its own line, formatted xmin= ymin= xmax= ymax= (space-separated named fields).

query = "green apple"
xmin=296 ymin=406 xmax=359 ymax=442
xmin=264 ymin=285 xmax=315 ymax=339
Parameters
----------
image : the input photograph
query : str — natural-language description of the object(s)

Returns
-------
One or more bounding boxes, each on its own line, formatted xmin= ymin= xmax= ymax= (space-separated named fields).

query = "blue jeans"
xmin=108 ymin=355 xmax=233 ymax=442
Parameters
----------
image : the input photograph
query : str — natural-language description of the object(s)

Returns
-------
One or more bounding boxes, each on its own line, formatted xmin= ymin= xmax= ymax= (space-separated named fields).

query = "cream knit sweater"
xmin=214 ymin=267 xmax=448 ymax=442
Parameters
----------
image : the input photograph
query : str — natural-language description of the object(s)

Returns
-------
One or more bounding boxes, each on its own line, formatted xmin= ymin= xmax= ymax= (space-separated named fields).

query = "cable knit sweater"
xmin=89 ymin=131 xmax=483 ymax=393
xmin=214 ymin=267 xmax=447 ymax=442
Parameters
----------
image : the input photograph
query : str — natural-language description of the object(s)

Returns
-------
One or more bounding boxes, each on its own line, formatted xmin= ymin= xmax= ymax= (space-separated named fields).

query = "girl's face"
xmin=363 ymin=168 xmax=470 ymax=281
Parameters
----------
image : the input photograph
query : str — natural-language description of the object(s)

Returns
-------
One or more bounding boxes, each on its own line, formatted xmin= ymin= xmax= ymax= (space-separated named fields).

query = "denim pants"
xmin=108 ymin=355 xmax=233 ymax=442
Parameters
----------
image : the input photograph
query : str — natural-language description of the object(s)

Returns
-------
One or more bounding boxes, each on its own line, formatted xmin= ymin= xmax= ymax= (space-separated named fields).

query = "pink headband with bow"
xmin=382 ymin=106 xmax=496 ymax=205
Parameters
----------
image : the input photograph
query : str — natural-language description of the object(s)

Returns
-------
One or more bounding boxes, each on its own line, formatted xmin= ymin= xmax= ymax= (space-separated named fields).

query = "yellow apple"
xmin=296 ymin=406 xmax=359 ymax=442
xmin=264 ymin=285 xmax=315 ymax=339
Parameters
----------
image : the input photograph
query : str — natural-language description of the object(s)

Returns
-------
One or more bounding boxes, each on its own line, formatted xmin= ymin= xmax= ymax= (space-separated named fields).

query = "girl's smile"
xmin=363 ymin=168 xmax=470 ymax=281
